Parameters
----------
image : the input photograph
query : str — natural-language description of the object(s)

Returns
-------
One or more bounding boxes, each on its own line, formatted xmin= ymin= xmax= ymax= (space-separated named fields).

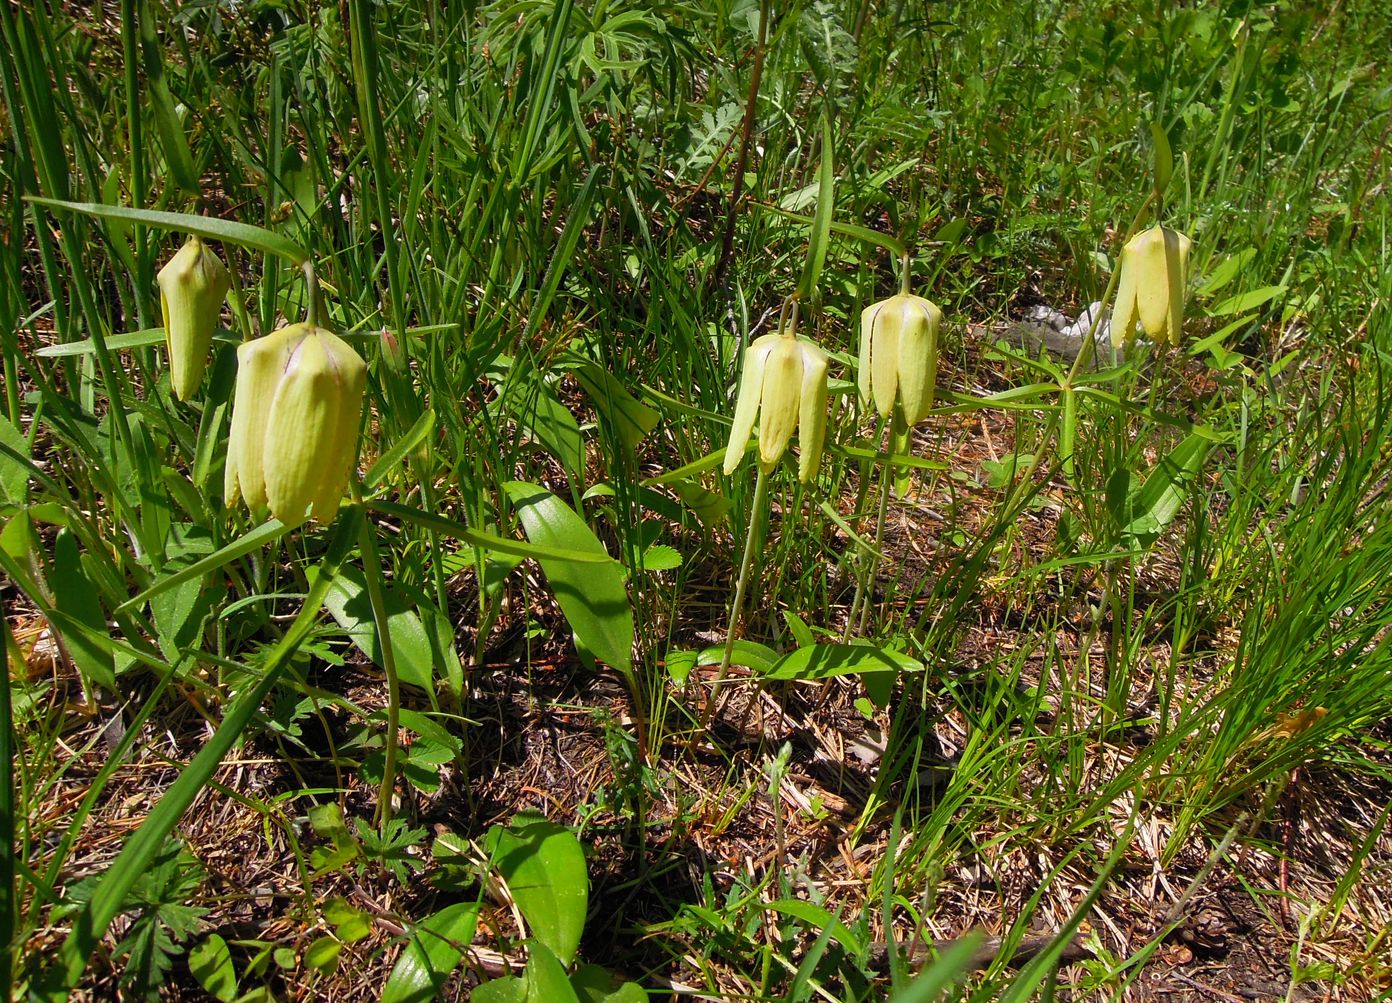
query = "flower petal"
xmin=757 ymin=337 xmax=802 ymax=472
xmin=796 ymin=341 xmax=829 ymax=482
xmin=723 ymin=335 xmax=778 ymax=475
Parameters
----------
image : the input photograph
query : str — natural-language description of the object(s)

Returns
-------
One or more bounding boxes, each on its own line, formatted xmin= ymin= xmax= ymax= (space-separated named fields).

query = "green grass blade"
xmin=24 ymin=198 xmax=309 ymax=264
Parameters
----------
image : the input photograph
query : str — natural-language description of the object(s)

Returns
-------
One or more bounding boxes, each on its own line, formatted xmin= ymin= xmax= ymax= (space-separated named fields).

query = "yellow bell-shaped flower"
xmin=858 ymin=292 xmax=942 ymax=426
xmin=224 ymin=323 xmax=367 ymax=525
xmin=1110 ymin=224 xmax=1192 ymax=348
xmin=723 ymin=332 xmax=829 ymax=482
xmin=158 ymin=235 xmax=231 ymax=400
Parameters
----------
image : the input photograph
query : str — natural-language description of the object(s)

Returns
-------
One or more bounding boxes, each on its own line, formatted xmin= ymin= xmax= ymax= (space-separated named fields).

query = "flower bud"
xmin=158 ymin=236 xmax=231 ymax=400
xmin=858 ymin=293 xmax=942 ymax=426
xmin=224 ymin=323 xmax=367 ymax=525
xmin=1110 ymin=224 xmax=1192 ymax=348
xmin=723 ymin=332 xmax=829 ymax=482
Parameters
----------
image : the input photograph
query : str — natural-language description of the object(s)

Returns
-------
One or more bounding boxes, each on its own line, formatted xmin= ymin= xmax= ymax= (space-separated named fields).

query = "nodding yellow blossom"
xmin=158 ymin=235 xmax=231 ymax=400
xmin=1110 ymin=225 xmax=1192 ymax=348
xmin=224 ymin=324 xmax=367 ymax=525
xmin=724 ymin=332 xmax=829 ymax=482
xmin=858 ymin=292 xmax=942 ymax=426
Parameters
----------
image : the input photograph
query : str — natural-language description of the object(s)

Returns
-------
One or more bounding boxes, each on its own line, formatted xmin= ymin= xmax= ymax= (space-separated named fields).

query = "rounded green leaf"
xmin=485 ymin=816 xmax=589 ymax=967
xmin=188 ymin=934 xmax=237 ymax=1003
xmin=504 ymin=482 xmax=633 ymax=673
xmin=381 ymin=902 xmax=480 ymax=1003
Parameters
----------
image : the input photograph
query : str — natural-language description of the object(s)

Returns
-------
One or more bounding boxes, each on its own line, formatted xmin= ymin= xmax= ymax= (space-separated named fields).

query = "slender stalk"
xmin=351 ymin=479 xmax=402 ymax=834
xmin=0 ymin=609 xmax=14 ymax=994
xmin=1004 ymin=190 xmax=1161 ymax=513
xmin=857 ymin=445 xmax=895 ymax=635
xmin=700 ymin=466 xmax=770 ymax=734
xmin=844 ymin=421 xmax=893 ymax=640
xmin=119 ymin=0 xmax=148 ymax=329
xmin=714 ymin=0 xmax=771 ymax=284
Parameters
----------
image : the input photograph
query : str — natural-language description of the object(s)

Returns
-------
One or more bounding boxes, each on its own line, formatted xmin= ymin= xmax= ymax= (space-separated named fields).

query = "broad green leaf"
xmin=504 ymin=482 xmax=633 ymax=672
xmin=25 ymin=198 xmax=310 ymax=264
xmin=381 ymin=901 xmax=480 ymax=1003
xmin=665 ymin=639 xmax=782 ymax=686
xmin=304 ymin=936 xmax=340 ymax=974
xmin=571 ymin=965 xmax=646 ymax=1003
xmin=522 ymin=941 xmax=581 ymax=1003
xmin=50 ymin=531 xmax=115 ymax=690
xmin=485 ymin=816 xmax=589 ymax=967
xmin=368 ymin=500 xmax=612 ymax=565
xmin=472 ymin=976 xmax=526 ymax=1003
xmin=663 ymin=478 xmax=731 ymax=527
xmin=783 ymin=612 xmax=815 ymax=648
xmin=325 ymin=897 xmax=372 ymax=943
xmin=1209 ymin=284 xmax=1287 ymax=317
xmin=323 ymin=565 xmax=447 ymax=692
xmin=1121 ymin=432 xmax=1214 ymax=549
xmin=572 ymin=363 xmax=660 ymax=452
xmin=764 ymin=643 xmax=923 ymax=708
xmin=150 ymin=550 xmax=212 ymax=664
xmin=500 ymin=384 xmax=586 ymax=485
xmin=188 ymin=934 xmax=237 ymax=1003
xmin=0 ymin=417 xmax=32 ymax=504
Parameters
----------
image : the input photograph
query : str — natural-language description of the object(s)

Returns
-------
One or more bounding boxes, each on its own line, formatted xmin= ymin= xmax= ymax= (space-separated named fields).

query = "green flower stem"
xmin=844 ymin=421 xmax=894 ymax=639
xmin=351 ymin=479 xmax=402 ymax=835
xmin=1010 ymin=190 xmax=1161 ymax=507
xmin=700 ymin=466 xmax=770 ymax=733
xmin=303 ymin=261 xmax=322 ymax=328
xmin=0 ymin=612 xmax=14 ymax=994
xmin=858 ymin=447 xmax=895 ymax=635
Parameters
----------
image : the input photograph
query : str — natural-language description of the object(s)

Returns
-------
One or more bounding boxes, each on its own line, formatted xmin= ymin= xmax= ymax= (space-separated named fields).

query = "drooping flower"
xmin=1110 ymin=224 xmax=1192 ymax=348
xmin=224 ymin=323 xmax=367 ymax=525
xmin=723 ymin=332 xmax=829 ymax=482
xmin=858 ymin=292 xmax=942 ymax=426
xmin=158 ymin=235 xmax=231 ymax=399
